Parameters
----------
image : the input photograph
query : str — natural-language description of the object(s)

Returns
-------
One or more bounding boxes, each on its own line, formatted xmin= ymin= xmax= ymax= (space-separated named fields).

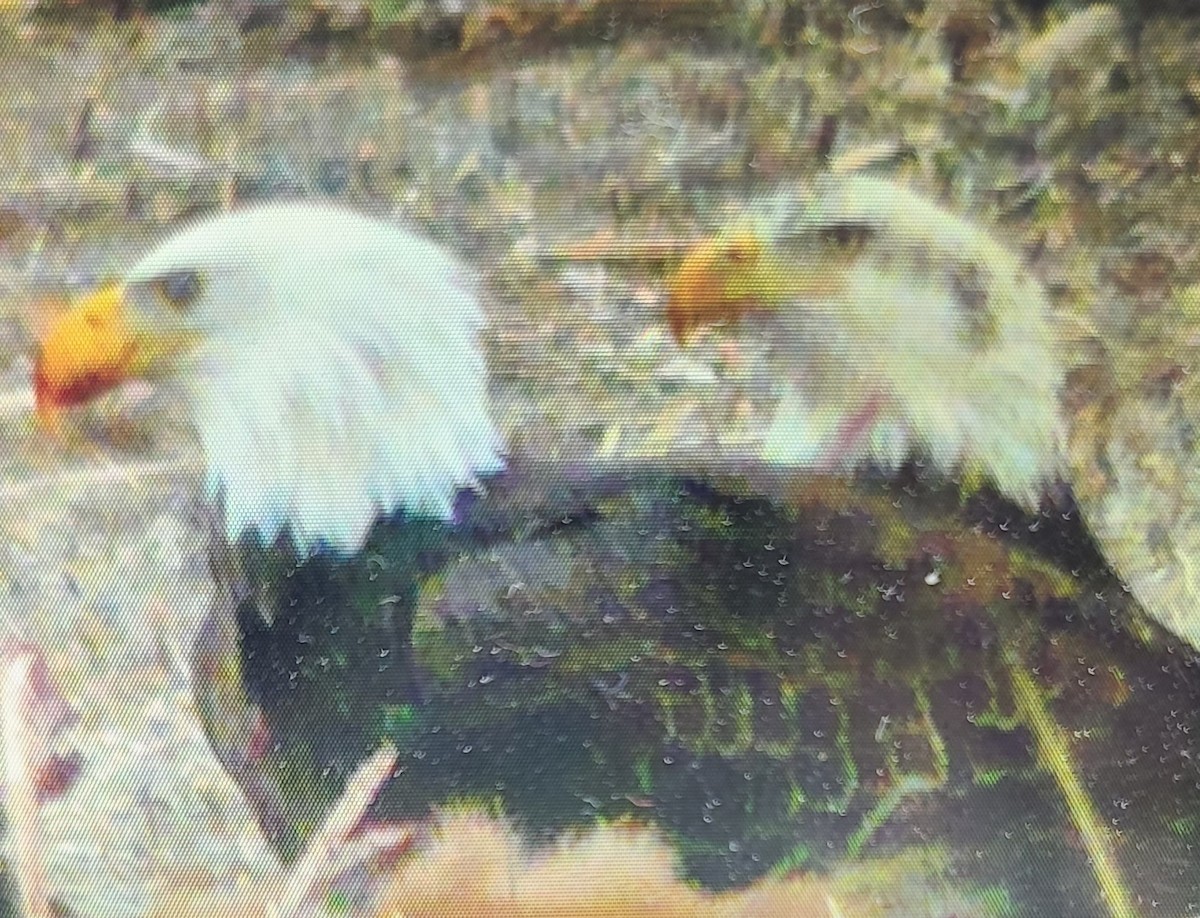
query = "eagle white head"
xmin=665 ymin=175 xmax=1067 ymax=510
xmin=34 ymin=202 xmax=506 ymax=555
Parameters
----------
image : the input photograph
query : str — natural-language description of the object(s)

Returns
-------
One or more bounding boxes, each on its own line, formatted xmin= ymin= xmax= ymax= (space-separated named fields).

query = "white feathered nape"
xmin=125 ymin=202 xmax=505 ymax=555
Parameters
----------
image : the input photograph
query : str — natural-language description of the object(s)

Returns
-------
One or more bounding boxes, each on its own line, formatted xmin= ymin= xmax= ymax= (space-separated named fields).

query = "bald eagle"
xmin=35 ymin=201 xmax=505 ymax=552
xmin=33 ymin=200 xmax=506 ymax=833
xmin=664 ymin=174 xmax=1067 ymax=513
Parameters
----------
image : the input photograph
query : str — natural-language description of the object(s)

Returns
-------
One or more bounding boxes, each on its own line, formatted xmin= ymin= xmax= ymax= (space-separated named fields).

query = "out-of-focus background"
xmin=3 ymin=2 xmax=1200 ymax=916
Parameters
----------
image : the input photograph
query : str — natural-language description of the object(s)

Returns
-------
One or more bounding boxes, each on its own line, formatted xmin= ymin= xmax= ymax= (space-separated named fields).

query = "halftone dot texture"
xmin=1 ymin=3 xmax=1199 ymax=918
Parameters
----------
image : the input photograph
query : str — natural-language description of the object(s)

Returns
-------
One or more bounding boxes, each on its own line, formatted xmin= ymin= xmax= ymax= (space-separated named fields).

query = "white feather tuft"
xmin=126 ymin=202 xmax=505 ymax=555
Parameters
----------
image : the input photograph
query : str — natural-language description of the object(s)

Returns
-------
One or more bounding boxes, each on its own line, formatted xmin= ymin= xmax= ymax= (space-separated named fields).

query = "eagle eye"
xmin=820 ymin=222 xmax=873 ymax=250
xmin=155 ymin=271 xmax=203 ymax=312
xmin=724 ymin=244 xmax=753 ymax=263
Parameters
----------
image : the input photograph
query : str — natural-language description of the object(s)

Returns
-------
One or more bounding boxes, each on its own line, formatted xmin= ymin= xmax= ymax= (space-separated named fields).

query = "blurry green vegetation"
xmin=29 ymin=0 xmax=203 ymax=17
xmin=20 ymin=0 xmax=1183 ymax=71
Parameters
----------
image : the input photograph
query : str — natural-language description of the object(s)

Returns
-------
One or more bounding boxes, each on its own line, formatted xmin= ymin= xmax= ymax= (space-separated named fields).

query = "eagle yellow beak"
xmin=665 ymin=232 xmax=767 ymax=343
xmin=665 ymin=229 xmax=846 ymax=344
xmin=33 ymin=285 xmax=139 ymax=420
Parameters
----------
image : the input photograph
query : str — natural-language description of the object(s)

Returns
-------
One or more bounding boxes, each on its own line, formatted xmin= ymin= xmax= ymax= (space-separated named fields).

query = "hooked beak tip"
xmin=665 ymin=292 xmax=701 ymax=345
xmin=32 ymin=357 xmax=54 ymax=418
